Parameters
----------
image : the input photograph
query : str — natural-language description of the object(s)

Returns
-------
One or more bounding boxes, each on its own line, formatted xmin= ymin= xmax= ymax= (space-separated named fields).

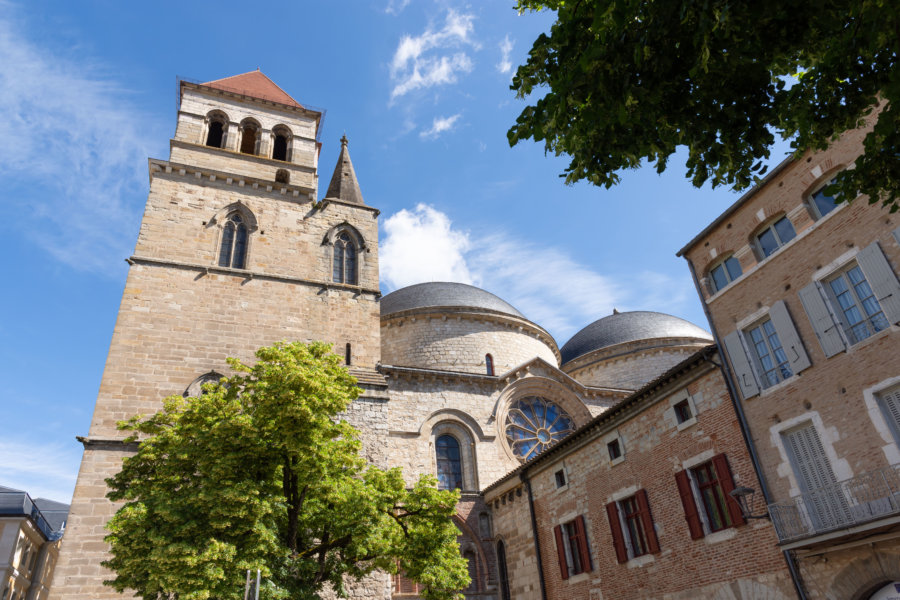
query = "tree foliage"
xmin=509 ymin=0 xmax=900 ymax=210
xmin=103 ymin=341 xmax=469 ymax=600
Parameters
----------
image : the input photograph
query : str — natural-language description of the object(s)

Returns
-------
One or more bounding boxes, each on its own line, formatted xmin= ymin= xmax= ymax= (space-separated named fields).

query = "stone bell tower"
xmin=50 ymin=71 xmax=386 ymax=599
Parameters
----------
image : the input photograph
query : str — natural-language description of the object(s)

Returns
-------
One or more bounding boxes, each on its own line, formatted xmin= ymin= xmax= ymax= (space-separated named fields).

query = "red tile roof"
xmin=200 ymin=70 xmax=303 ymax=109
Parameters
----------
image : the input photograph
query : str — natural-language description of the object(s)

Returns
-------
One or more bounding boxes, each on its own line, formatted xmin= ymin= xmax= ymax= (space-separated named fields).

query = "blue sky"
xmin=0 ymin=0 xmax=791 ymax=502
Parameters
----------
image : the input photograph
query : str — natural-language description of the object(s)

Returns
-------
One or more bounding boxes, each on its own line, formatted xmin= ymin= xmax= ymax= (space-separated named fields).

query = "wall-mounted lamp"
xmin=729 ymin=486 xmax=770 ymax=520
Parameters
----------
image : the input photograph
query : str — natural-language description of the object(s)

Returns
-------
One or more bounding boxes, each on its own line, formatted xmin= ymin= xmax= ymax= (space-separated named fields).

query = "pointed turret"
xmin=324 ymin=135 xmax=365 ymax=205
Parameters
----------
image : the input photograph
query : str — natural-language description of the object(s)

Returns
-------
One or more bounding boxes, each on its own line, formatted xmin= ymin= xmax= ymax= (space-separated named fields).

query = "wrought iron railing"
xmin=768 ymin=463 xmax=900 ymax=543
xmin=0 ymin=491 xmax=65 ymax=541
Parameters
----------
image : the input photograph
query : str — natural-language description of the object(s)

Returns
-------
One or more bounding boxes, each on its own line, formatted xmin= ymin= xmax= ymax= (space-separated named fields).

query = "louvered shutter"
xmin=722 ymin=330 xmax=759 ymax=398
xmin=798 ymin=282 xmax=846 ymax=357
xmin=575 ymin=515 xmax=593 ymax=572
xmin=769 ymin=300 xmax=811 ymax=373
xmin=857 ymin=241 xmax=900 ymax=324
xmin=878 ymin=386 xmax=900 ymax=446
xmin=782 ymin=424 xmax=849 ymax=529
xmin=635 ymin=489 xmax=660 ymax=554
xmin=553 ymin=525 xmax=569 ymax=579
xmin=711 ymin=453 xmax=746 ymax=526
xmin=605 ymin=502 xmax=628 ymax=564
xmin=675 ymin=470 xmax=705 ymax=539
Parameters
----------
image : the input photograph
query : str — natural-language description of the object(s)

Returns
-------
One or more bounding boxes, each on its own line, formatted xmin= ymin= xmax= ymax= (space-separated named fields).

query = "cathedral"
xmin=50 ymin=71 xmax=739 ymax=600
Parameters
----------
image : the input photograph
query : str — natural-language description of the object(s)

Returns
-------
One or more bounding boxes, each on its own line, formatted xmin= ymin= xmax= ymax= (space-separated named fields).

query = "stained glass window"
xmin=505 ymin=397 xmax=574 ymax=461
xmin=436 ymin=435 xmax=463 ymax=490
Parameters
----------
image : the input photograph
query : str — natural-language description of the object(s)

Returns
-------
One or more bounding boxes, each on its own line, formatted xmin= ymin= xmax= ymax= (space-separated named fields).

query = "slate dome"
xmin=380 ymin=282 xmax=526 ymax=319
xmin=560 ymin=311 xmax=712 ymax=365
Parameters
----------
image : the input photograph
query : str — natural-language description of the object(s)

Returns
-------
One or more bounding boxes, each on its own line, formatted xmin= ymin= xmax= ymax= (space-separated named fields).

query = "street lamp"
xmin=729 ymin=486 xmax=770 ymax=520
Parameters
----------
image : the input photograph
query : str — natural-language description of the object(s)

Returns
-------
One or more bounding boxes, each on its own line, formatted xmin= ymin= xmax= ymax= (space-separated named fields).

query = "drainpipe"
xmin=520 ymin=471 xmax=548 ymax=600
xmin=685 ymin=257 xmax=809 ymax=600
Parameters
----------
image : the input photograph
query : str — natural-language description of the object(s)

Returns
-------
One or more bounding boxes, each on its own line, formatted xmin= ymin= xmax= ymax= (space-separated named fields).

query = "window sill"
xmin=626 ymin=554 xmax=655 ymax=569
xmin=844 ymin=325 xmax=897 ymax=355
xmin=566 ymin=572 xmax=590 ymax=584
xmin=676 ymin=417 xmax=698 ymax=431
xmin=703 ymin=526 xmax=737 ymax=545
xmin=609 ymin=455 xmax=625 ymax=467
xmin=757 ymin=374 xmax=800 ymax=398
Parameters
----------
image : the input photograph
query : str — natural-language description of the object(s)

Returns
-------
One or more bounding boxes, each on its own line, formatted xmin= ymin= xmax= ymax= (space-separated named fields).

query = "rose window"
xmin=505 ymin=396 xmax=575 ymax=461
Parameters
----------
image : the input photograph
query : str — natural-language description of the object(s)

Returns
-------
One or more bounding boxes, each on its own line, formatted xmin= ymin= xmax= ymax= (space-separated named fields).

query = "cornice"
xmin=149 ymin=158 xmax=316 ymax=200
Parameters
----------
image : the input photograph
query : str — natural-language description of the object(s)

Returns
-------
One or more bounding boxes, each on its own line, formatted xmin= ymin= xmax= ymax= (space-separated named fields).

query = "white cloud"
xmin=0 ymin=439 xmax=79 ymax=503
xmin=0 ymin=5 xmax=163 ymax=275
xmin=420 ymin=114 xmax=461 ymax=139
xmin=385 ymin=0 xmax=411 ymax=14
xmin=497 ymin=34 xmax=514 ymax=74
xmin=390 ymin=10 xmax=478 ymax=100
xmin=380 ymin=205 xmax=700 ymax=343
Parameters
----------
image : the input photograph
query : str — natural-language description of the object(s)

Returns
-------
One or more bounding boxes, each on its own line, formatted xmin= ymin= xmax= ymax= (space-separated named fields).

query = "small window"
xmin=219 ymin=213 xmax=248 ymax=269
xmin=745 ymin=319 xmax=792 ymax=388
xmin=607 ymin=439 xmax=622 ymax=461
xmin=555 ymin=469 xmax=567 ymax=488
xmin=332 ymin=231 xmax=358 ymax=285
xmin=478 ymin=512 xmax=492 ymax=538
xmin=709 ymin=255 xmax=742 ymax=293
xmin=485 ymin=353 xmax=494 ymax=376
xmin=755 ymin=216 xmax=796 ymax=258
xmin=345 ymin=343 xmax=351 ymax=365
xmin=810 ymin=178 xmax=840 ymax=219
xmin=275 ymin=169 xmax=290 ymax=184
xmin=691 ymin=461 xmax=733 ymax=533
xmin=826 ymin=264 xmax=889 ymax=344
xmin=497 ymin=541 xmax=511 ymax=600
xmin=435 ymin=435 xmax=462 ymax=490
xmin=674 ymin=400 xmax=692 ymax=424
xmin=553 ymin=516 xmax=592 ymax=579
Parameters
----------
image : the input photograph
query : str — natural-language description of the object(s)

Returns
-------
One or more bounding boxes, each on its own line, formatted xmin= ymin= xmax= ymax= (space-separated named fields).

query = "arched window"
xmin=496 ymin=541 xmax=511 ymax=600
xmin=505 ymin=396 xmax=575 ymax=461
xmin=345 ymin=343 xmax=352 ymax=365
xmin=239 ymin=120 xmax=260 ymax=155
xmin=184 ymin=372 xmax=223 ymax=398
xmin=206 ymin=113 xmax=228 ymax=148
xmin=436 ymin=435 xmax=463 ymax=490
xmin=332 ymin=231 xmax=358 ymax=284
xmin=463 ymin=550 xmax=478 ymax=592
xmin=485 ymin=353 xmax=494 ymax=376
xmin=219 ymin=213 xmax=248 ymax=269
xmin=272 ymin=126 xmax=291 ymax=161
xmin=479 ymin=512 xmax=492 ymax=538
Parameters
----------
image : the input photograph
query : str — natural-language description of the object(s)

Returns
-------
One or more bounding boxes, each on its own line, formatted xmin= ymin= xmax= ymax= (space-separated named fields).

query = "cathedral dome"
xmin=381 ymin=282 xmax=526 ymax=319
xmin=560 ymin=311 xmax=712 ymax=366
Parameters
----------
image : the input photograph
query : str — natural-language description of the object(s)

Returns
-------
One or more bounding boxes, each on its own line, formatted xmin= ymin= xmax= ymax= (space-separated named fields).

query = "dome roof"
xmin=560 ymin=311 xmax=712 ymax=365
xmin=381 ymin=282 xmax=526 ymax=319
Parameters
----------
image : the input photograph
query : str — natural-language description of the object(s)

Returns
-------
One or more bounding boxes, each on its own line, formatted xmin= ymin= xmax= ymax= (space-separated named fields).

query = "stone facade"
xmin=680 ymin=110 xmax=900 ymax=599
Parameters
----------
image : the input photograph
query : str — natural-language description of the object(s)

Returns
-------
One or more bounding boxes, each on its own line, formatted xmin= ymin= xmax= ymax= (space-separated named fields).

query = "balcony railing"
xmin=768 ymin=463 xmax=900 ymax=543
xmin=0 ymin=491 xmax=65 ymax=541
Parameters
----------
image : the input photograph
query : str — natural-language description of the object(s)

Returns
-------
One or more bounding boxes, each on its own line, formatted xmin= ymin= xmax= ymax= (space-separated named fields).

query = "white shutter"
xmin=798 ymin=282 xmax=846 ymax=358
xmin=722 ymin=330 xmax=759 ymax=399
xmin=769 ymin=300 xmax=811 ymax=374
xmin=878 ymin=386 xmax=900 ymax=446
xmin=892 ymin=226 xmax=900 ymax=247
xmin=782 ymin=424 xmax=849 ymax=530
xmin=857 ymin=241 xmax=900 ymax=324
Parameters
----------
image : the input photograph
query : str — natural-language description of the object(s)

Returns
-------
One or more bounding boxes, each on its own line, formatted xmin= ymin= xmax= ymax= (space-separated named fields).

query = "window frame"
xmin=332 ymin=230 xmax=359 ymax=285
xmin=435 ymin=434 xmax=463 ymax=491
xmin=691 ymin=461 xmax=733 ymax=533
xmin=708 ymin=255 xmax=743 ymax=293
xmin=808 ymin=177 xmax=841 ymax=220
xmin=496 ymin=541 xmax=511 ymax=600
xmin=876 ymin=384 xmax=900 ymax=448
xmin=824 ymin=263 xmax=890 ymax=345
xmin=675 ymin=453 xmax=744 ymax=539
xmin=743 ymin=317 xmax=793 ymax=389
xmin=554 ymin=468 xmax=567 ymax=489
xmin=485 ymin=353 xmax=494 ymax=376
xmin=553 ymin=515 xmax=592 ymax=579
xmin=218 ymin=212 xmax=249 ymax=269
xmin=674 ymin=399 xmax=692 ymax=424
xmin=754 ymin=215 xmax=797 ymax=259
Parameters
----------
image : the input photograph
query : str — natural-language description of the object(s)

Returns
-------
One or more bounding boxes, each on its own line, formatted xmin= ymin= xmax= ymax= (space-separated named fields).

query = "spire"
xmin=324 ymin=135 xmax=365 ymax=205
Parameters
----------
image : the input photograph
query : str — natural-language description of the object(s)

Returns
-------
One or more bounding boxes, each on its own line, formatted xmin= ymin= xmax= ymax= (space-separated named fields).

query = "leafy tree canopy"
xmin=509 ymin=0 xmax=900 ymax=210
xmin=103 ymin=341 xmax=469 ymax=600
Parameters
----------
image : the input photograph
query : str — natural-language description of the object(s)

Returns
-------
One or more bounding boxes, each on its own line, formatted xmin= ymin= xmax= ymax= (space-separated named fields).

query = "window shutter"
xmin=675 ymin=470 xmax=705 ymax=539
xmin=782 ymin=424 xmax=848 ymax=528
xmin=769 ymin=300 xmax=811 ymax=373
xmin=878 ymin=387 xmax=900 ymax=446
xmin=857 ymin=241 xmax=900 ymax=324
xmin=798 ymin=282 xmax=846 ymax=357
xmin=722 ymin=330 xmax=759 ymax=398
xmin=605 ymin=502 xmax=628 ymax=564
xmin=635 ymin=489 xmax=660 ymax=554
xmin=575 ymin=515 xmax=593 ymax=572
xmin=553 ymin=524 xmax=569 ymax=579
xmin=892 ymin=226 xmax=900 ymax=247
xmin=711 ymin=453 xmax=745 ymax=526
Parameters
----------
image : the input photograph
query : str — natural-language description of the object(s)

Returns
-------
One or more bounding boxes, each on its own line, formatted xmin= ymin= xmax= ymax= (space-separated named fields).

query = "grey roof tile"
xmin=381 ymin=282 xmax=525 ymax=319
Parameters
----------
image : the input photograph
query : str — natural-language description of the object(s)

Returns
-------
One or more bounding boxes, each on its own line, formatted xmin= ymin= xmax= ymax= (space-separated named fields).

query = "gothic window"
xmin=463 ymin=550 xmax=478 ymax=592
xmin=219 ymin=213 xmax=248 ymax=269
xmin=478 ymin=512 xmax=492 ymax=538
xmin=436 ymin=435 xmax=463 ymax=490
xmin=485 ymin=353 xmax=494 ymax=376
xmin=239 ymin=120 xmax=260 ymax=155
xmin=205 ymin=112 xmax=228 ymax=148
xmin=332 ymin=231 xmax=358 ymax=284
xmin=184 ymin=372 xmax=222 ymax=398
xmin=505 ymin=397 xmax=575 ymax=461
xmin=272 ymin=125 xmax=291 ymax=161
xmin=496 ymin=541 xmax=511 ymax=600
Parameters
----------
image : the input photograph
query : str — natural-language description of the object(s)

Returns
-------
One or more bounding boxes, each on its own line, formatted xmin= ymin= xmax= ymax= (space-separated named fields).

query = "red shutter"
xmin=553 ymin=524 xmax=569 ymax=579
xmin=635 ymin=489 xmax=660 ymax=554
xmin=575 ymin=515 xmax=593 ymax=572
xmin=675 ymin=470 xmax=705 ymax=539
xmin=605 ymin=502 xmax=628 ymax=564
xmin=712 ymin=453 xmax=746 ymax=526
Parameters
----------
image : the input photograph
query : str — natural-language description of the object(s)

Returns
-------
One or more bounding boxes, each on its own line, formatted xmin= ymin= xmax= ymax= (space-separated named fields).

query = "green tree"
xmin=509 ymin=0 xmax=900 ymax=210
xmin=103 ymin=341 xmax=469 ymax=600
